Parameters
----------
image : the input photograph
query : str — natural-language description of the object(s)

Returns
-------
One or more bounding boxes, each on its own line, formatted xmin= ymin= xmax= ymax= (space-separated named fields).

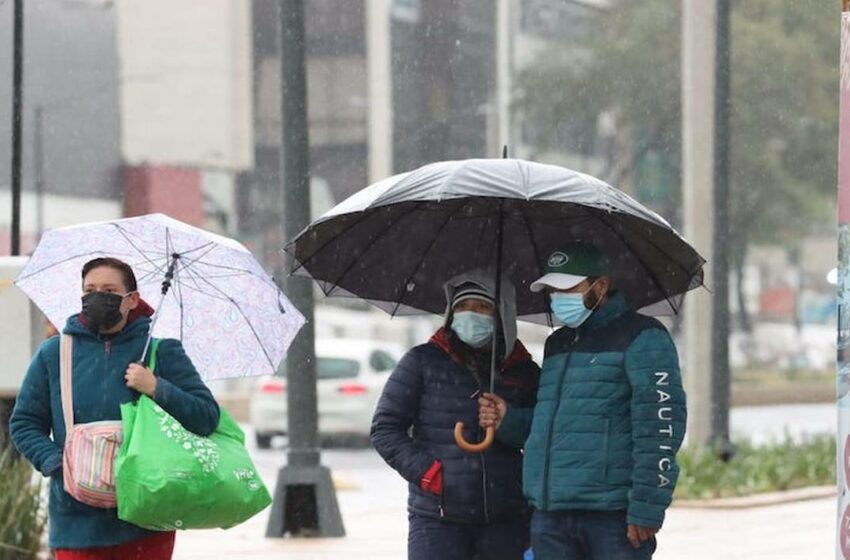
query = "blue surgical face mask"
xmin=550 ymin=283 xmax=599 ymax=328
xmin=451 ymin=311 xmax=495 ymax=348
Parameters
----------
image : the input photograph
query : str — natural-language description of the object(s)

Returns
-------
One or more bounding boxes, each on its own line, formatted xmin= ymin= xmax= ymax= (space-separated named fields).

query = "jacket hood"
xmin=443 ymin=269 xmax=517 ymax=359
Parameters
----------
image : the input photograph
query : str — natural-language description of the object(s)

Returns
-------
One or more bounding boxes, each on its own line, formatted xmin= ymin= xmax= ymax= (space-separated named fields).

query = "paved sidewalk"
xmin=175 ymin=422 xmax=838 ymax=559
xmin=175 ymin=481 xmax=836 ymax=559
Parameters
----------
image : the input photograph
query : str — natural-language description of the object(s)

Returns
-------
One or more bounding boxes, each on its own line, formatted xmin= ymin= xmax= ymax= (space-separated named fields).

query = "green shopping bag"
xmin=115 ymin=375 xmax=271 ymax=530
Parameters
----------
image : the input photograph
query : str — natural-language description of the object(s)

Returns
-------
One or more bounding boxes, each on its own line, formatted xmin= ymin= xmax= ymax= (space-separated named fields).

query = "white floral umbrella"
xmin=16 ymin=213 xmax=304 ymax=380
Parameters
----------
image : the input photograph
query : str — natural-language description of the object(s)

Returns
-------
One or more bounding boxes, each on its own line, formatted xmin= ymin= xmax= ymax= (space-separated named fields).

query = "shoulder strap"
xmin=148 ymin=338 xmax=161 ymax=374
xmin=59 ymin=334 xmax=74 ymax=430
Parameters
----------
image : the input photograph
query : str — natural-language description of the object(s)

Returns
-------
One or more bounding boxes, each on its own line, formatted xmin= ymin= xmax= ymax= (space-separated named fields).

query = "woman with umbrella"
xmin=11 ymin=257 xmax=220 ymax=560
xmin=11 ymin=213 xmax=303 ymax=559
xmin=371 ymin=270 xmax=539 ymax=560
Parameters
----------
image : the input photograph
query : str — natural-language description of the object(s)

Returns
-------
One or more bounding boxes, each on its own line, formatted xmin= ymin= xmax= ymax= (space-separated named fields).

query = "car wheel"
xmin=255 ymin=433 xmax=273 ymax=449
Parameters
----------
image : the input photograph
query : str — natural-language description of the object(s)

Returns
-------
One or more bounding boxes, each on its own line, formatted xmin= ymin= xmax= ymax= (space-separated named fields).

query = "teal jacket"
xmin=497 ymin=294 xmax=686 ymax=528
xmin=10 ymin=313 xmax=220 ymax=549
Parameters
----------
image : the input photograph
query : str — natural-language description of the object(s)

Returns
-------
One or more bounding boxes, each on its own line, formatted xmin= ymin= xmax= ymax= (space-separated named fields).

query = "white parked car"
xmin=250 ymin=338 xmax=404 ymax=448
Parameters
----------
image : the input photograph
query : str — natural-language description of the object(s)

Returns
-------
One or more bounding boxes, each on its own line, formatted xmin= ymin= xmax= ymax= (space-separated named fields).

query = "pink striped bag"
xmin=60 ymin=334 xmax=123 ymax=508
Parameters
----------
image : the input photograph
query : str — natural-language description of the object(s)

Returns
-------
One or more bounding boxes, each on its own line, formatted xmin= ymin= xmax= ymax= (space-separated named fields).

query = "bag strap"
xmin=148 ymin=338 xmax=161 ymax=374
xmin=60 ymin=336 xmax=161 ymax=426
xmin=59 ymin=334 xmax=75 ymax=431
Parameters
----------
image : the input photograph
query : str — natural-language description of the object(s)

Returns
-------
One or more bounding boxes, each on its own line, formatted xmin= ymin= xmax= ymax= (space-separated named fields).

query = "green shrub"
xmin=674 ymin=435 xmax=836 ymax=500
xmin=0 ymin=449 xmax=47 ymax=560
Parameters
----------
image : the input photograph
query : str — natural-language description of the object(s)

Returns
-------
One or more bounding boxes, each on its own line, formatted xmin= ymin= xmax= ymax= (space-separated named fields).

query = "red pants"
xmin=54 ymin=531 xmax=175 ymax=560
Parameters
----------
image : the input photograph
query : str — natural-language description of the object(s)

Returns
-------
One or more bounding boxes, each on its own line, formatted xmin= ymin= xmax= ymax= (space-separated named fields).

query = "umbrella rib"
xmin=182 ymin=271 xmax=254 ymax=280
xmin=593 ymin=210 xmax=679 ymax=313
xmin=183 ymin=269 xmax=277 ymax=372
xmin=133 ymin=262 xmax=170 ymax=285
xmin=285 ymin=202 xmax=405 ymax=276
xmin=173 ymin=259 xmax=209 ymax=295
xmin=390 ymin=198 xmax=470 ymax=317
xmin=616 ymin=213 xmax=706 ymax=278
xmin=517 ymin=204 xmax=554 ymax=328
xmin=15 ymin=250 xmax=128 ymax=281
xmin=172 ymin=261 xmax=186 ymax=341
xmin=470 ymin=204 xmax=491 ymax=261
xmin=175 ymin=282 xmax=234 ymax=303
xmin=113 ymin=223 xmax=165 ymax=272
xmin=175 ymin=243 xmax=277 ymax=290
xmin=176 ymin=265 xmax=237 ymax=303
xmin=177 ymin=256 xmax=263 ymax=279
xmin=325 ymin=203 xmax=426 ymax=299
xmin=177 ymin=241 xmax=218 ymax=258
xmin=184 ymin=259 xmax=281 ymax=294
xmin=600 ymin=209 xmax=705 ymax=302
xmin=175 ymin=243 xmax=220 ymax=268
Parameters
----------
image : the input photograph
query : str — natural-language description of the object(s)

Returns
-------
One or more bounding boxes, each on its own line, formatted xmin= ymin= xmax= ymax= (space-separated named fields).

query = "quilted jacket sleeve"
xmin=10 ymin=340 xmax=64 ymax=476
xmin=370 ymin=349 xmax=437 ymax=485
xmin=496 ymin=358 xmax=539 ymax=449
xmin=496 ymin=406 xmax=534 ymax=449
xmin=623 ymin=326 xmax=687 ymax=529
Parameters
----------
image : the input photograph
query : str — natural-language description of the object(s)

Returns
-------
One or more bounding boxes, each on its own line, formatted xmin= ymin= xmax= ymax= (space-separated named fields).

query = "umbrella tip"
xmin=502 ymin=145 xmax=508 ymax=159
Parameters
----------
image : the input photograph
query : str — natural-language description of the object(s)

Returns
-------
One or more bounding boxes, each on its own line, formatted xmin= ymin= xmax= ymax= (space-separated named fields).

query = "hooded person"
xmin=441 ymin=269 xmax=519 ymax=381
xmin=11 ymin=257 xmax=220 ymax=560
xmin=371 ymin=270 xmax=540 ymax=560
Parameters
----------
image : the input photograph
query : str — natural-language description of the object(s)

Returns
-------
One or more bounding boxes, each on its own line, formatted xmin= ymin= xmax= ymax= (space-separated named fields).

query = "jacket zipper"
xmin=540 ymin=330 xmax=579 ymax=510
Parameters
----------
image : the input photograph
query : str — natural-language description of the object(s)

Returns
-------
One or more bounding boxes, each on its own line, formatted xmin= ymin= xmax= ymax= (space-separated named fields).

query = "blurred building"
xmin=238 ymin=0 xmax=500 ymax=268
xmin=0 ymin=0 xmax=123 ymax=253
xmin=500 ymin=0 xmax=610 ymax=165
xmin=0 ymin=0 xmax=253 ymax=256
xmin=117 ymin=0 xmax=253 ymax=234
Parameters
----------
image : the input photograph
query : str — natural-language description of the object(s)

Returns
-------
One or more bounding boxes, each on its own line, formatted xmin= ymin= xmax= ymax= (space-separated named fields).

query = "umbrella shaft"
xmin=489 ymin=205 xmax=504 ymax=395
xmin=140 ymin=255 xmax=179 ymax=364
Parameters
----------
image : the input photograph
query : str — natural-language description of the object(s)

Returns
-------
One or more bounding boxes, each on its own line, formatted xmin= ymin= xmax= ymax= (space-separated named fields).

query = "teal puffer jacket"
xmin=11 ymin=313 xmax=220 ymax=549
xmin=497 ymin=294 xmax=686 ymax=529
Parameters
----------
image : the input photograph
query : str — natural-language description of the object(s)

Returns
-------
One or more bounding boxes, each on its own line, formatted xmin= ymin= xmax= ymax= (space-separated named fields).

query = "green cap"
xmin=530 ymin=244 xmax=610 ymax=292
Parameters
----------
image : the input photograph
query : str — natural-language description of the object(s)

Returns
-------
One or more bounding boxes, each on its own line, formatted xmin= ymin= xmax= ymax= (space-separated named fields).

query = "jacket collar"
xmin=429 ymin=327 xmax=531 ymax=372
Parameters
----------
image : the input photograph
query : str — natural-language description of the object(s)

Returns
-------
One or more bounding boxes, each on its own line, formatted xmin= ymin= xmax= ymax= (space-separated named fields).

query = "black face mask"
xmin=81 ymin=292 xmax=128 ymax=332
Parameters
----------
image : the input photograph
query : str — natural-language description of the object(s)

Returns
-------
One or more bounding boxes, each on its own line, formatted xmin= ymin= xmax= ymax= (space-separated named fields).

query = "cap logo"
xmin=548 ymin=252 xmax=569 ymax=268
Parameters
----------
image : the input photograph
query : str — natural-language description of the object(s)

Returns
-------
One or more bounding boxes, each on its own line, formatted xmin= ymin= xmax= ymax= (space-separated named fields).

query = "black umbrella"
xmin=286 ymin=158 xmax=706 ymax=451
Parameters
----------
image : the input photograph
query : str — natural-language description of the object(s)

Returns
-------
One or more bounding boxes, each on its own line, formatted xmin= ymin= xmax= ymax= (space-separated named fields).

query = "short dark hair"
xmin=587 ymin=276 xmax=616 ymax=296
xmin=82 ymin=258 xmax=138 ymax=292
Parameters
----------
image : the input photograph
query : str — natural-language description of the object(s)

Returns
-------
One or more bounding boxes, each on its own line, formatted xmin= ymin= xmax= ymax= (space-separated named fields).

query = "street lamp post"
xmin=265 ymin=0 xmax=344 ymax=538
xmin=34 ymin=106 xmax=45 ymax=239
xmin=1 ymin=0 xmax=26 ymax=453
xmin=711 ymin=0 xmax=733 ymax=458
xmin=11 ymin=0 xmax=24 ymax=256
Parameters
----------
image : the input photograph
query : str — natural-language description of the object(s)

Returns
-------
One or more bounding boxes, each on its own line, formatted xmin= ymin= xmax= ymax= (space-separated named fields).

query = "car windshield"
xmin=317 ymin=357 xmax=360 ymax=380
xmin=273 ymin=357 xmax=361 ymax=380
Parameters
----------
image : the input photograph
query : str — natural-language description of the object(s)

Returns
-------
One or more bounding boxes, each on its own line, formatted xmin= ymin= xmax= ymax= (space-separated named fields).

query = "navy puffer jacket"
xmin=371 ymin=329 xmax=539 ymax=524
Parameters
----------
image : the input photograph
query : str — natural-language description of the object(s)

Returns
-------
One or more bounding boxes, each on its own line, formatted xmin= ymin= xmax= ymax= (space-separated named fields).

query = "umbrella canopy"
xmin=16 ymin=213 xmax=304 ymax=380
xmin=287 ymin=158 xmax=705 ymax=322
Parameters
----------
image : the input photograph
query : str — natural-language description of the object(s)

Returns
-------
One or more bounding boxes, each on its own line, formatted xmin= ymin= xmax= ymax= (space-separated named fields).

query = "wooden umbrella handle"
xmin=454 ymin=422 xmax=494 ymax=452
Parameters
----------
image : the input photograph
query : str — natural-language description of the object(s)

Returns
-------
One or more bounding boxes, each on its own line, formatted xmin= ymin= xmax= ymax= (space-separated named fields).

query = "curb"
xmin=672 ymin=485 xmax=836 ymax=509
